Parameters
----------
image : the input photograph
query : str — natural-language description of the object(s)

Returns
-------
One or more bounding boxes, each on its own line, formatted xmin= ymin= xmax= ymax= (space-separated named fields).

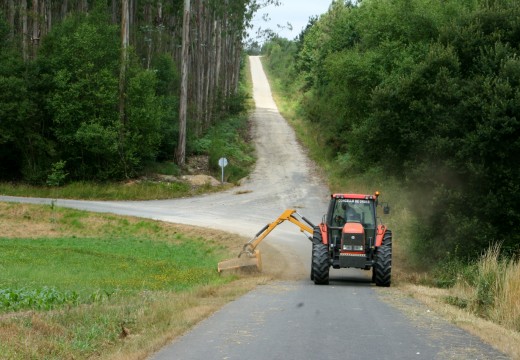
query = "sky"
xmin=249 ymin=0 xmax=333 ymax=42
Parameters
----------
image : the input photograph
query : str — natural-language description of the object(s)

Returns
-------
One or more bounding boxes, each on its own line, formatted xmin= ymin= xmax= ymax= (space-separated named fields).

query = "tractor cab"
xmin=325 ymin=194 xmax=380 ymax=270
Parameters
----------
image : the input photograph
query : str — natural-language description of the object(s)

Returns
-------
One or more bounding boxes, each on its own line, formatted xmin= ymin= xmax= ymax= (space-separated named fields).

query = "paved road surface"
xmin=0 ymin=56 xmax=508 ymax=360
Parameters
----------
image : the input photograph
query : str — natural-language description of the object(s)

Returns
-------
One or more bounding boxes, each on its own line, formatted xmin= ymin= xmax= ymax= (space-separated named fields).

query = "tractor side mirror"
xmin=383 ymin=205 xmax=390 ymax=215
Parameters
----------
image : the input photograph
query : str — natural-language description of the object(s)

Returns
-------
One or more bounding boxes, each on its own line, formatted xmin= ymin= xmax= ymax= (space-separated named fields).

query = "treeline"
xmin=262 ymin=0 xmax=520 ymax=261
xmin=0 ymin=0 xmax=264 ymax=182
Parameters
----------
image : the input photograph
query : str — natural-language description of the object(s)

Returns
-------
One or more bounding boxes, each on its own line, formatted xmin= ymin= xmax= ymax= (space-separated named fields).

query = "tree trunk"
xmin=157 ymin=1 xmax=163 ymax=53
xmin=195 ymin=0 xmax=204 ymax=136
xmin=206 ymin=18 xmax=217 ymax=128
xmin=79 ymin=0 xmax=87 ymax=13
xmin=111 ymin=0 xmax=118 ymax=23
xmin=119 ymin=0 xmax=130 ymax=176
xmin=22 ymin=0 xmax=28 ymax=61
xmin=215 ymin=18 xmax=222 ymax=101
xmin=8 ymin=0 xmax=15 ymax=40
xmin=119 ymin=0 xmax=129 ymax=124
xmin=61 ymin=0 xmax=68 ymax=19
xmin=45 ymin=0 xmax=52 ymax=35
xmin=31 ymin=0 xmax=40 ymax=58
xmin=155 ymin=1 xmax=164 ymax=53
xmin=176 ymin=0 xmax=190 ymax=166
xmin=203 ymin=13 xmax=213 ymax=129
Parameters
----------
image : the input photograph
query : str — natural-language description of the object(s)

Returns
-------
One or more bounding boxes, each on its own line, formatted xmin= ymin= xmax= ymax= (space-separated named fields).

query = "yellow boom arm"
xmin=239 ymin=209 xmax=315 ymax=258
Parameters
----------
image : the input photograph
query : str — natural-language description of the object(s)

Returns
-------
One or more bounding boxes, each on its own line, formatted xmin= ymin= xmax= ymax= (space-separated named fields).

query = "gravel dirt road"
xmin=0 ymin=56 xmax=509 ymax=360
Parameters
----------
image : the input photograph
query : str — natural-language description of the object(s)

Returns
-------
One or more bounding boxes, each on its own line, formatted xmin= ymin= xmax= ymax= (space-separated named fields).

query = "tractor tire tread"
xmin=310 ymin=227 xmax=321 ymax=281
xmin=374 ymin=230 xmax=392 ymax=287
xmin=312 ymin=242 xmax=329 ymax=285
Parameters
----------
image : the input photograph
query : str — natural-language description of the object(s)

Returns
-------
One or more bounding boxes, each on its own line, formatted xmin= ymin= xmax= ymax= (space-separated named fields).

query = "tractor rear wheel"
xmin=374 ymin=230 xmax=392 ymax=287
xmin=312 ymin=242 xmax=330 ymax=285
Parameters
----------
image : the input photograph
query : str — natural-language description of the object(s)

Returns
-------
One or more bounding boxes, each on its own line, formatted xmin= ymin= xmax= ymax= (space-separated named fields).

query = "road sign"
xmin=218 ymin=157 xmax=228 ymax=168
xmin=218 ymin=157 xmax=228 ymax=183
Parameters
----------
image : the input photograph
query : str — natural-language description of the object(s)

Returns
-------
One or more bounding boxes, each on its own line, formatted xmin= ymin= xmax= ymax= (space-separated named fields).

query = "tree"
xmin=0 ymin=0 xmax=266 ymax=180
xmin=264 ymin=0 xmax=520 ymax=261
xmin=119 ymin=0 xmax=130 ymax=176
xmin=176 ymin=0 xmax=190 ymax=166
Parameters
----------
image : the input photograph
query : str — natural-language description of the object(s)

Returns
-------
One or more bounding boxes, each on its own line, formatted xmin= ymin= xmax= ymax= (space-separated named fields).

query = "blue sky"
xmin=249 ymin=0 xmax=333 ymax=41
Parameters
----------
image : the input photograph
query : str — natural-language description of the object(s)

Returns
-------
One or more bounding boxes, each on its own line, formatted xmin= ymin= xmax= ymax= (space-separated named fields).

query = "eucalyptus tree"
xmin=119 ymin=0 xmax=130 ymax=175
xmin=0 ymin=0 xmax=273 ymax=178
xmin=176 ymin=0 xmax=190 ymax=166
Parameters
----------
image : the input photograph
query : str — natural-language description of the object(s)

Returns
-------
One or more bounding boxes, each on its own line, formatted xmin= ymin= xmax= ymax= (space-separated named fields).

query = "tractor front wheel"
xmin=374 ymin=230 xmax=392 ymax=287
xmin=310 ymin=227 xmax=322 ymax=281
xmin=312 ymin=242 xmax=330 ymax=285
xmin=310 ymin=246 xmax=315 ymax=281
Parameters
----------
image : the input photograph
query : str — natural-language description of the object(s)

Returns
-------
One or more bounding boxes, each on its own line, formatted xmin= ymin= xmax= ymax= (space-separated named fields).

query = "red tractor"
xmin=311 ymin=192 xmax=392 ymax=286
xmin=218 ymin=192 xmax=392 ymax=287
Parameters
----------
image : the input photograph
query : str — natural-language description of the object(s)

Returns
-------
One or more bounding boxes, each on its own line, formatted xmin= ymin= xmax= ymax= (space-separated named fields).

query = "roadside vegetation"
xmin=259 ymin=0 xmax=519 ymax=338
xmin=0 ymin=180 xmax=216 ymax=200
xmin=0 ymin=202 xmax=267 ymax=359
xmin=0 ymin=1 xmax=256 ymax=193
xmin=443 ymin=245 xmax=520 ymax=332
xmin=0 ymin=45 xmax=255 ymax=200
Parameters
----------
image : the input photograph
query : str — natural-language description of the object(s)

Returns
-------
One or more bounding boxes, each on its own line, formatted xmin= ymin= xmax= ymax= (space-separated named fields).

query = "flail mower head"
xmin=217 ymin=249 xmax=262 ymax=273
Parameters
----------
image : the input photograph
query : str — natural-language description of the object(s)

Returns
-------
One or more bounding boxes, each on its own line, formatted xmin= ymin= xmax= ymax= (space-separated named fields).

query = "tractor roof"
xmin=331 ymin=193 xmax=378 ymax=200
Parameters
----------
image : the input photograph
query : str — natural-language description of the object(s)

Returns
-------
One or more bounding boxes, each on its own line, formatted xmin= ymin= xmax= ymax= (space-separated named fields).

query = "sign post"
xmin=218 ymin=157 xmax=228 ymax=183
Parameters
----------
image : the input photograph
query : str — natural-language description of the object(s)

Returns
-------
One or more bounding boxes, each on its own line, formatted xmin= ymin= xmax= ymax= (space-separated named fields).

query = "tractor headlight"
xmin=343 ymin=245 xmax=364 ymax=251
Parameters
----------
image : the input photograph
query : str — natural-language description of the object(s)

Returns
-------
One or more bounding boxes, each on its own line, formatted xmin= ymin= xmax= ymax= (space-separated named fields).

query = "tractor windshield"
xmin=331 ymin=199 xmax=375 ymax=228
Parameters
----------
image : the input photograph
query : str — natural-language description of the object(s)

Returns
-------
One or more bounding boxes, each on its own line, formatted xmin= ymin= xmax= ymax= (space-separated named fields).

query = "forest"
xmin=0 ymin=0 xmax=267 ymax=183
xmin=261 ymin=0 xmax=520 ymax=262
xmin=2 ymin=0 xmax=519 ymax=262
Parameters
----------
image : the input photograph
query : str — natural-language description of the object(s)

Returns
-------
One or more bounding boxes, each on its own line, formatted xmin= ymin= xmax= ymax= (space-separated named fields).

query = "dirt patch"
xmin=258 ymin=242 xmax=307 ymax=281
xmin=183 ymin=155 xmax=223 ymax=186
xmin=181 ymin=175 xmax=221 ymax=187
xmin=134 ymin=155 xmax=221 ymax=188
xmin=186 ymin=155 xmax=211 ymax=175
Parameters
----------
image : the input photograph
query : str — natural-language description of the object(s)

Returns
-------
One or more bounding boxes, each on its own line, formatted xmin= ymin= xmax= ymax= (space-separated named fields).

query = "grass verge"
xmin=0 ymin=202 xmax=269 ymax=359
xmin=0 ymin=180 xmax=234 ymax=201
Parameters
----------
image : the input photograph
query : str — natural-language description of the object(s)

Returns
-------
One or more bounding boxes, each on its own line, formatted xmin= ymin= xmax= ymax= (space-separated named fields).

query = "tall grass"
xmin=449 ymin=245 xmax=520 ymax=332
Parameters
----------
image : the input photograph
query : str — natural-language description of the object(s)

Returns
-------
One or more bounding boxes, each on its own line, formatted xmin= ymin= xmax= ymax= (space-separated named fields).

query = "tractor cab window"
xmin=331 ymin=199 xmax=375 ymax=228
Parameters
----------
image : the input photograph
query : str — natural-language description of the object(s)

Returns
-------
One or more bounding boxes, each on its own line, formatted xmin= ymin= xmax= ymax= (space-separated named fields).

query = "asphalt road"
xmin=0 ymin=56 xmax=508 ymax=360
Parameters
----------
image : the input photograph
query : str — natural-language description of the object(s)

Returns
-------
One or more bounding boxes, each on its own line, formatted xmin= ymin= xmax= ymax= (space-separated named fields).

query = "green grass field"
xmin=1 ymin=235 xmax=227 ymax=301
xmin=0 ymin=202 xmax=263 ymax=359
